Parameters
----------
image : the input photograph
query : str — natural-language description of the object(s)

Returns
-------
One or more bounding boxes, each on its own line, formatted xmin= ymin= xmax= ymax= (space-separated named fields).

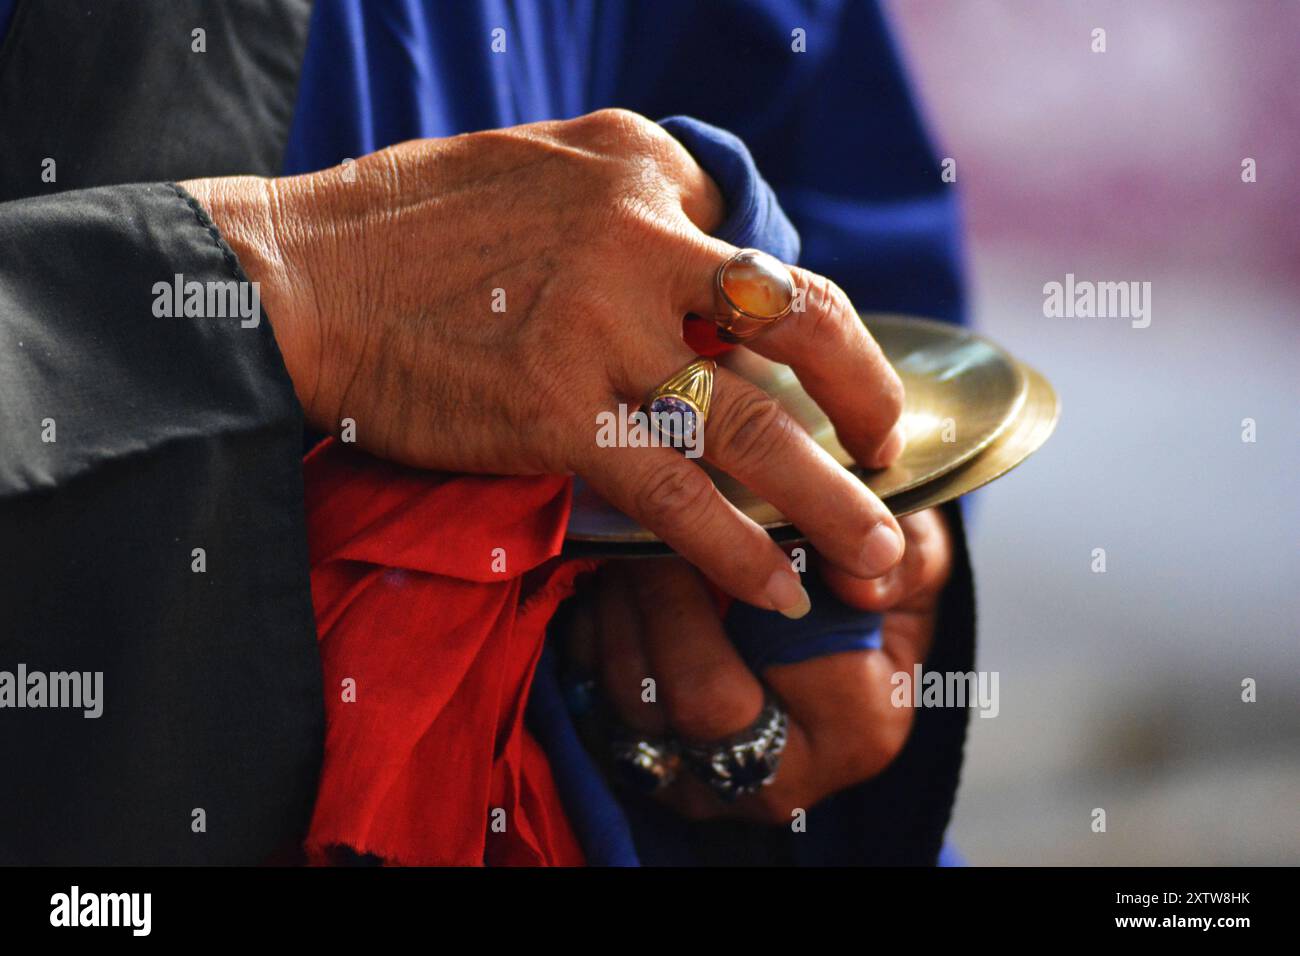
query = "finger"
xmin=606 ymin=340 xmax=904 ymax=582
xmin=670 ymin=236 xmax=905 ymax=468
xmin=631 ymin=559 xmax=764 ymax=743
xmin=821 ymin=508 xmax=952 ymax=612
xmin=624 ymin=560 xmax=815 ymax=825
xmin=756 ymin=263 xmax=906 ymax=469
xmin=705 ymin=366 xmax=904 ymax=580
xmin=763 ymin=649 xmax=914 ymax=800
xmin=822 ymin=509 xmax=950 ymax=673
xmin=594 ymin=566 xmax=666 ymax=735
xmin=659 ymin=717 xmax=816 ymax=826
xmin=579 ymin=442 xmax=811 ymax=618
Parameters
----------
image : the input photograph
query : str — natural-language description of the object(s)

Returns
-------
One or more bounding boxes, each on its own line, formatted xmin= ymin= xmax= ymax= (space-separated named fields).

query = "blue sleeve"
xmin=658 ymin=114 xmax=800 ymax=264
xmin=615 ymin=0 xmax=965 ymax=325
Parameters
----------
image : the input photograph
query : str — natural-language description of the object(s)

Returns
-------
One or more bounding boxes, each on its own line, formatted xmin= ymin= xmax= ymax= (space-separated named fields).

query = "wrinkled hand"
xmin=570 ymin=508 xmax=952 ymax=822
xmin=182 ymin=108 xmax=907 ymax=613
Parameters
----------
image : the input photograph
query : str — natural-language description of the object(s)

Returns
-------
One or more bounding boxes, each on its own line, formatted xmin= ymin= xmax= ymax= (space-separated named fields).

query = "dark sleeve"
xmin=0 ymin=183 xmax=323 ymax=864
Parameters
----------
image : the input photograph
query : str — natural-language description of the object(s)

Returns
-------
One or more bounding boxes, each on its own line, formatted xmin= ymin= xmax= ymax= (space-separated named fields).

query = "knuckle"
xmin=585 ymin=106 xmax=652 ymax=133
xmin=573 ymin=108 xmax=686 ymax=193
xmin=800 ymin=272 xmax=854 ymax=341
xmin=716 ymin=392 xmax=796 ymax=473
xmin=635 ymin=463 xmax=714 ymax=532
xmin=667 ymin=675 xmax=758 ymax=741
xmin=572 ymin=108 xmax=661 ymax=154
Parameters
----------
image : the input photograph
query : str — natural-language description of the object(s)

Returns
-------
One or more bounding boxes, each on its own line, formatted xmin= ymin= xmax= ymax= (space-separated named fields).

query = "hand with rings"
xmin=564 ymin=507 xmax=953 ymax=822
xmin=184 ymin=108 xmax=907 ymax=615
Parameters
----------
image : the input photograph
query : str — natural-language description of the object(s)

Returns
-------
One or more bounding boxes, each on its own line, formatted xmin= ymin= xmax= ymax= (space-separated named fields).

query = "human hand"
xmin=183 ymin=109 xmax=907 ymax=614
xmin=571 ymin=509 xmax=952 ymax=822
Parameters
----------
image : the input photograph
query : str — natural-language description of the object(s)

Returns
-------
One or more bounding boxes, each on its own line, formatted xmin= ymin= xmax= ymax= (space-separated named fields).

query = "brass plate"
xmin=882 ymin=358 xmax=1059 ymax=519
xmin=565 ymin=314 xmax=1034 ymax=552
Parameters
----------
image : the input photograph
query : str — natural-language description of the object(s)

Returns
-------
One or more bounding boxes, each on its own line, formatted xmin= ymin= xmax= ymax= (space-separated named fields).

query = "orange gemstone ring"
xmin=713 ymin=248 xmax=796 ymax=342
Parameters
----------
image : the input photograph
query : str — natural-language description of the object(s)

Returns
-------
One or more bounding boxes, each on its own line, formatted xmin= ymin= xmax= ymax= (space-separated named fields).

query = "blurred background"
xmin=883 ymin=0 xmax=1300 ymax=864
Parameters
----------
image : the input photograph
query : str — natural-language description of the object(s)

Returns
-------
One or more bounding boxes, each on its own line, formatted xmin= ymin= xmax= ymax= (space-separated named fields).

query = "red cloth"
xmin=301 ymin=439 xmax=593 ymax=866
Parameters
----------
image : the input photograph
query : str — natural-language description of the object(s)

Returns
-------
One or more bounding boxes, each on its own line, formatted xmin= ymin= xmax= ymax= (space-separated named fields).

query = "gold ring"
xmin=713 ymin=248 xmax=796 ymax=342
xmin=646 ymin=357 xmax=715 ymax=448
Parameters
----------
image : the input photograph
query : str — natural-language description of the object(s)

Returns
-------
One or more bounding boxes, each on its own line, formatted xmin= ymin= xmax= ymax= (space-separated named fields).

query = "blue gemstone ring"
xmin=680 ymin=692 xmax=789 ymax=802
xmin=645 ymin=358 xmax=715 ymax=451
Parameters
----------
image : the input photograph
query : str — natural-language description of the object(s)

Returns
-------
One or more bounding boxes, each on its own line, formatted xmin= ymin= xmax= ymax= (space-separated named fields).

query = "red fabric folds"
xmin=301 ymin=439 xmax=593 ymax=866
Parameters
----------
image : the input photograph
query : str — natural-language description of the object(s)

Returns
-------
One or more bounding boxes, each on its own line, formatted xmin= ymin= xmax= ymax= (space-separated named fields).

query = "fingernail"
xmin=861 ymin=522 xmax=904 ymax=576
xmin=765 ymin=569 xmax=811 ymax=619
xmin=870 ymin=569 xmax=897 ymax=604
xmin=874 ymin=421 xmax=907 ymax=468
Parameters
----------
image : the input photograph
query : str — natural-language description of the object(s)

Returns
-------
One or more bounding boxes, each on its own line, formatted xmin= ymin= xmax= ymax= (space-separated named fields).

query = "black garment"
xmin=0 ymin=0 xmax=313 ymax=201
xmin=0 ymin=1 xmax=320 ymax=864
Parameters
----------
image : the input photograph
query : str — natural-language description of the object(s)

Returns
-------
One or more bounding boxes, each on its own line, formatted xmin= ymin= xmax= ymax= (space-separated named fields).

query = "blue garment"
xmin=284 ymin=0 xmax=969 ymax=867
xmin=282 ymin=0 xmax=963 ymax=321
xmin=527 ymin=646 xmax=641 ymax=865
xmin=659 ymin=115 xmax=801 ymax=266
